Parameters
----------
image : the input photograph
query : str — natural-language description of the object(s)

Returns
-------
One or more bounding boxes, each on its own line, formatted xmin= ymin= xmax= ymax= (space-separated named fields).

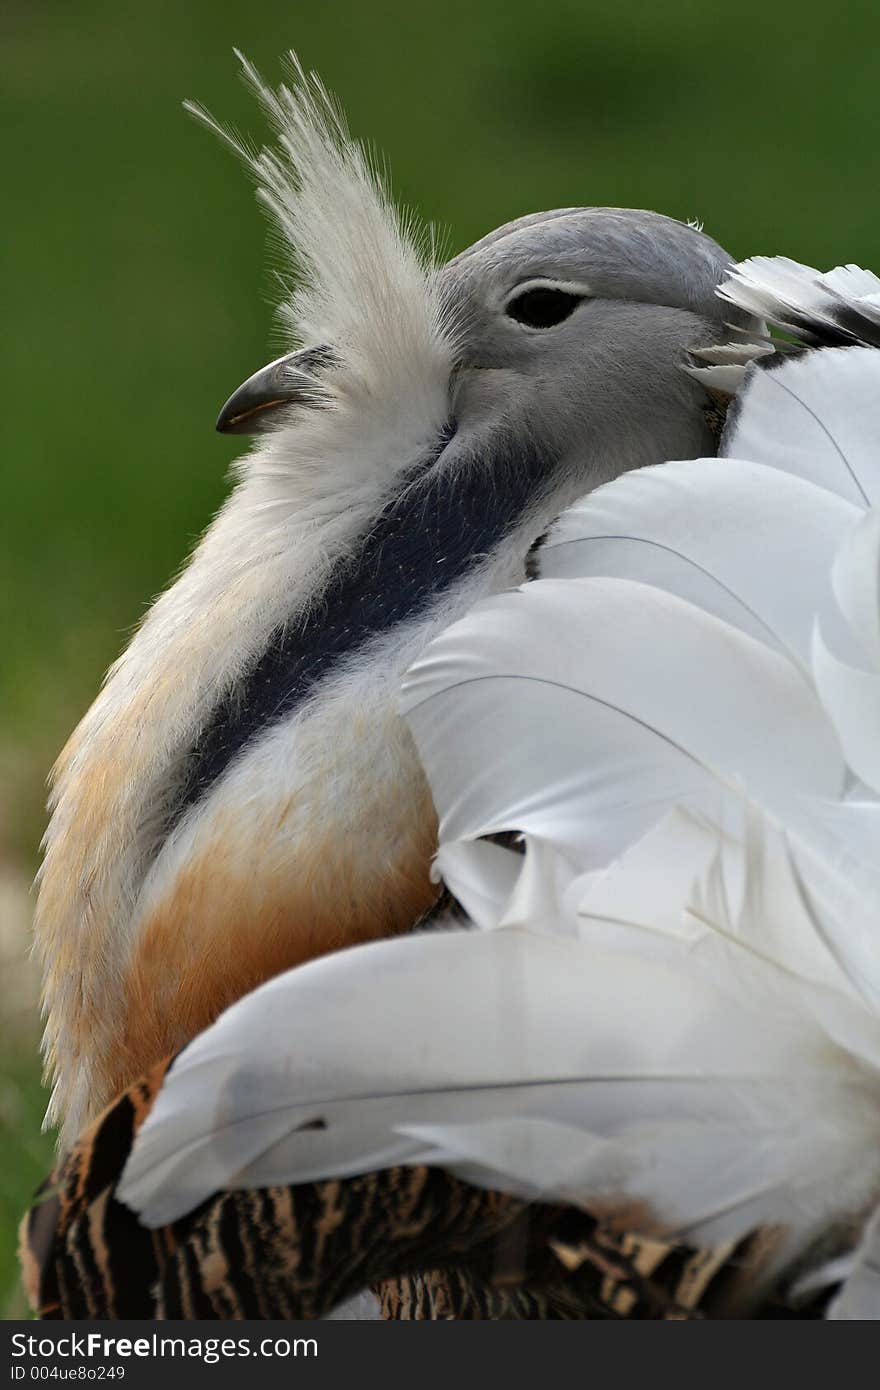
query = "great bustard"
xmin=24 ymin=249 xmax=880 ymax=1323
xmin=35 ymin=54 xmax=751 ymax=1149
xmin=23 ymin=51 xmax=878 ymax=1323
xmin=25 ymin=255 xmax=880 ymax=1322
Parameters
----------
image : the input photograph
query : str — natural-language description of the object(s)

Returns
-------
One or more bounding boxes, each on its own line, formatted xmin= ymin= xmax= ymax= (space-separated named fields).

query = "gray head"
xmin=220 ymin=205 xmax=748 ymax=518
xmin=443 ymin=206 xmax=749 ymax=496
xmin=443 ymin=205 xmax=740 ymax=332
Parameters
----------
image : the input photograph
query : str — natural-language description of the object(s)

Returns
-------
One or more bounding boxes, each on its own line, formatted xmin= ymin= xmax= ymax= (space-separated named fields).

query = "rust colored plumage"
xmin=110 ymin=811 xmax=439 ymax=1105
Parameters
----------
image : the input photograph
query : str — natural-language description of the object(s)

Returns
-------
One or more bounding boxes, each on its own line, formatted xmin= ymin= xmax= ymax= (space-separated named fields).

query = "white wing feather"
xmin=539 ymin=457 xmax=860 ymax=665
xmin=813 ymin=509 xmax=880 ymax=794
xmin=118 ymin=888 xmax=880 ymax=1262
xmin=401 ymin=576 xmax=842 ymax=879
xmin=722 ymin=349 xmax=880 ymax=506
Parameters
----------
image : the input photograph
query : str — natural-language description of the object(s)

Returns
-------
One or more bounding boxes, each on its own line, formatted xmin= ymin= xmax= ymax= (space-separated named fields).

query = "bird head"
xmin=220 ymin=199 xmax=749 ymax=528
xmin=36 ymin=54 xmax=755 ymax=1145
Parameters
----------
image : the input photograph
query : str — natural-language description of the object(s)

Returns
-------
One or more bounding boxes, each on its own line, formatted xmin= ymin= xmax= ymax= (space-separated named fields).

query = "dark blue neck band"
xmin=173 ymin=425 xmax=552 ymax=823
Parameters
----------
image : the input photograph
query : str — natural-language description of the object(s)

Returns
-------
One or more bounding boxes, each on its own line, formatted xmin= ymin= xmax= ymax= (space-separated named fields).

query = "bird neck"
xmin=172 ymin=427 xmax=555 ymax=830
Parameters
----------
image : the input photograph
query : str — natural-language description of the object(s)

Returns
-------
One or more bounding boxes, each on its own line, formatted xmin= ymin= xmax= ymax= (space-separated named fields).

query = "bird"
xmin=108 ymin=253 xmax=880 ymax=1317
xmin=23 ymin=256 xmax=880 ymax=1320
xmin=34 ymin=51 xmax=755 ymax=1151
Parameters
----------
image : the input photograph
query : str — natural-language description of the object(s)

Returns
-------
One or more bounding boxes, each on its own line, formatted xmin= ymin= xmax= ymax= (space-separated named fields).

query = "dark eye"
xmin=506 ymin=287 xmax=583 ymax=328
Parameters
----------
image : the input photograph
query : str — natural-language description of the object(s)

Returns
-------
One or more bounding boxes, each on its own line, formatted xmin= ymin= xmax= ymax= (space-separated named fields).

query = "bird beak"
xmin=215 ymin=345 xmax=335 ymax=434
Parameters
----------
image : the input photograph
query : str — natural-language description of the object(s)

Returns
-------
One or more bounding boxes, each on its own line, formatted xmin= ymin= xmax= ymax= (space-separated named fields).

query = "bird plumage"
xmin=110 ymin=260 xmax=880 ymax=1316
xmin=35 ymin=52 xmax=745 ymax=1146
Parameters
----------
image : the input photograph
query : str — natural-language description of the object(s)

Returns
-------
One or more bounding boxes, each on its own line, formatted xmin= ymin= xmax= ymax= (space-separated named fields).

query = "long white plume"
xmin=118 ymin=265 xmax=880 ymax=1313
xmin=186 ymin=51 xmax=451 ymax=384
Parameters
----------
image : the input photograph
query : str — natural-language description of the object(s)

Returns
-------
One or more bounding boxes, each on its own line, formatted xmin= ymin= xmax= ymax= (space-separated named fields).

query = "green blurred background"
xmin=2 ymin=0 xmax=879 ymax=1313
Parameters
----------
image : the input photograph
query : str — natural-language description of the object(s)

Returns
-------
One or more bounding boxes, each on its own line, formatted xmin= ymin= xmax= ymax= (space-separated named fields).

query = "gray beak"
xmin=215 ymin=345 xmax=335 ymax=434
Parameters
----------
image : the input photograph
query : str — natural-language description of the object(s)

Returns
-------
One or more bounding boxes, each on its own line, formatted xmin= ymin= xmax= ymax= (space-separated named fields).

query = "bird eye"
xmin=506 ymin=287 xmax=584 ymax=329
